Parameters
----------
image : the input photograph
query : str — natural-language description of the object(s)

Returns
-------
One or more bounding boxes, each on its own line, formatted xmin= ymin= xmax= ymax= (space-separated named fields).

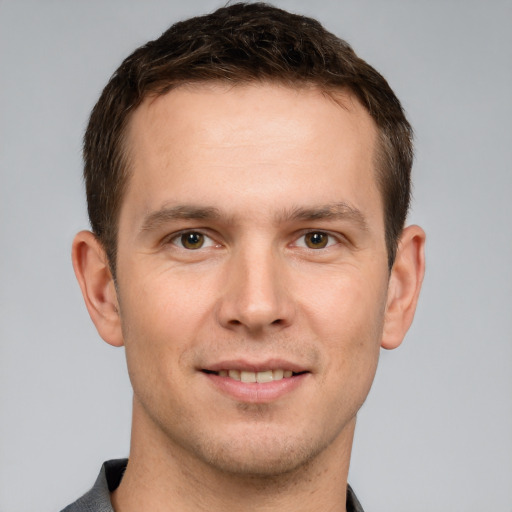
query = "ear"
xmin=71 ymin=230 xmax=124 ymax=347
xmin=381 ymin=225 xmax=426 ymax=350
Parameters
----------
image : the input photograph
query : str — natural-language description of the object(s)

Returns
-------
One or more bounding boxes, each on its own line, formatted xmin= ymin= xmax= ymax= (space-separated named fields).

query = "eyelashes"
xmin=171 ymin=231 xmax=218 ymax=250
xmin=293 ymin=231 xmax=338 ymax=249
xmin=167 ymin=230 xmax=342 ymax=251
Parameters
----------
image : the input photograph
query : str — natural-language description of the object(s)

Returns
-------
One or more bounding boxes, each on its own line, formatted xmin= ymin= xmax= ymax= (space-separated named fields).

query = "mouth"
xmin=202 ymin=369 xmax=307 ymax=383
xmin=200 ymin=363 xmax=310 ymax=403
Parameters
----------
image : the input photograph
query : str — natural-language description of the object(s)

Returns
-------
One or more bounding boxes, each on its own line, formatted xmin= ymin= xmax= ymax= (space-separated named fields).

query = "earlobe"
xmin=381 ymin=225 xmax=426 ymax=350
xmin=71 ymin=231 xmax=124 ymax=347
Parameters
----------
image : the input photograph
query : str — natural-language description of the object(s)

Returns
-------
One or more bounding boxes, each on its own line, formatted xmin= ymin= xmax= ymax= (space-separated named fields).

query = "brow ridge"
xmin=140 ymin=205 xmax=221 ymax=232
xmin=139 ymin=201 xmax=368 ymax=233
xmin=281 ymin=202 xmax=369 ymax=230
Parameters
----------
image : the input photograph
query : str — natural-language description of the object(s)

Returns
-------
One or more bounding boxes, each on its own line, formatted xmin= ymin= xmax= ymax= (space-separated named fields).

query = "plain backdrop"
xmin=1 ymin=1 xmax=511 ymax=511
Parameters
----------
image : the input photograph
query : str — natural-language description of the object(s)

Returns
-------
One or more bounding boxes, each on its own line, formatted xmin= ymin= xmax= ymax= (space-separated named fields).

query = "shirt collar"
xmin=62 ymin=459 xmax=365 ymax=512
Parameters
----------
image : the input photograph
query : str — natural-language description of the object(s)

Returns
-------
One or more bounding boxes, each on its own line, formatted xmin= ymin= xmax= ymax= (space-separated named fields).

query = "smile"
xmin=205 ymin=369 xmax=299 ymax=383
xmin=201 ymin=364 xmax=310 ymax=402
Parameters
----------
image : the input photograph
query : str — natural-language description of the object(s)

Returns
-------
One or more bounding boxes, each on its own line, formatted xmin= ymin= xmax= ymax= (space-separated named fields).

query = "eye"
xmin=295 ymin=231 xmax=337 ymax=249
xmin=171 ymin=231 xmax=217 ymax=250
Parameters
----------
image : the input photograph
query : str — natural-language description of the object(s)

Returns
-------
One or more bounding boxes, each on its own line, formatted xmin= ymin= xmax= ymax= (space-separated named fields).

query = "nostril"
xmin=271 ymin=319 xmax=283 ymax=325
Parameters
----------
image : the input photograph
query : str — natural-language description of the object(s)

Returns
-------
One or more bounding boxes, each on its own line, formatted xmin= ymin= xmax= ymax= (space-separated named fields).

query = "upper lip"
xmin=202 ymin=358 xmax=310 ymax=373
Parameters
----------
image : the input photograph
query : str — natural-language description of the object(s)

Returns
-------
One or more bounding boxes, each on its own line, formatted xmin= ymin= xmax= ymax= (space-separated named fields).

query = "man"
xmin=64 ymin=2 xmax=425 ymax=511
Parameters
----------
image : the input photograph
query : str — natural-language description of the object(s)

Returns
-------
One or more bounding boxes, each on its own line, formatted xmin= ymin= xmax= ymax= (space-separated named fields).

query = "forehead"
xmin=128 ymin=82 xmax=376 ymax=156
xmin=121 ymin=83 xmax=381 ymax=226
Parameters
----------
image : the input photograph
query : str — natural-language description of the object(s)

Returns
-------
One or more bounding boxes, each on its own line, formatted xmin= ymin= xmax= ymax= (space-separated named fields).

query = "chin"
xmin=191 ymin=428 xmax=332 ymax=479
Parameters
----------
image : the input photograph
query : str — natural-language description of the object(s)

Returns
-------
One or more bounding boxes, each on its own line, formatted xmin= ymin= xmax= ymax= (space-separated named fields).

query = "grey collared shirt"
xmin=61 ymin=459 xmax=365 ymax=512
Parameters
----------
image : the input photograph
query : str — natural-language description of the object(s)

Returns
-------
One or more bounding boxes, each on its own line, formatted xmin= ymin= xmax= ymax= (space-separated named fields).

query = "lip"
xmin=203 ymin=371 xmax=309 ymax=403
xmin=203 ymin=358 xmax=309 ymax=374
xmin=200 ymin=359 xmax=310 ymax=403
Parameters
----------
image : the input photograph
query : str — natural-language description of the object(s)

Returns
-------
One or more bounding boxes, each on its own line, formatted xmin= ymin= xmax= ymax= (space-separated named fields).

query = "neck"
xmin=112 ymin=400 xmax=355 ymax=512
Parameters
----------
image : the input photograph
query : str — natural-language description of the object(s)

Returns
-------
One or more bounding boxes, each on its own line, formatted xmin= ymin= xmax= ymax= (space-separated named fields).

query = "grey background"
xmin=1 ymin=1 xmax=511 ymax=511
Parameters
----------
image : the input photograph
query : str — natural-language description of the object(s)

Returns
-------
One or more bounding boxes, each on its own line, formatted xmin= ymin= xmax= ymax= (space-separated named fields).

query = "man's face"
xmin=115 ymin=83 xmax=390 ymax=475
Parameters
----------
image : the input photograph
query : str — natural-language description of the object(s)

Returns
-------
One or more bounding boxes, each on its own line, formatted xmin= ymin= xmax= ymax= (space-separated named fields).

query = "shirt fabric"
xmin=61 ymin=458 xmax=365 ymax=512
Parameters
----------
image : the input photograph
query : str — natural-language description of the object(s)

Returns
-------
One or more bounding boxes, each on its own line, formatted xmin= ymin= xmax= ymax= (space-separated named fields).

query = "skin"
xmin=73 ymin=83 xmax=425 ymax=512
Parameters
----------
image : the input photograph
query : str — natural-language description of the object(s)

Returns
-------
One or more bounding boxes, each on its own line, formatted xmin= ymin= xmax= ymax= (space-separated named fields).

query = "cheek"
xmin=302 ymin=268 xmax=387 ymax=389
xmin=117 ymin=265 xmax=224 ymax=384
xmin=305 ymin=268 xmax=387 ymax=337
xmin=120 ymin=265 xmax=214 ymax=333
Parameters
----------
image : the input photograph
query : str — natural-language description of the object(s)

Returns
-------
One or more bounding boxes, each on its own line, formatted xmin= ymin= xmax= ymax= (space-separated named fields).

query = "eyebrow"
xmin=281 ymin=202 xmax=369 ymax=231
xmin=139 ymin=201 xmax=369 ymax=233
xmin=140 ymin=205 xmax=222 ymax=232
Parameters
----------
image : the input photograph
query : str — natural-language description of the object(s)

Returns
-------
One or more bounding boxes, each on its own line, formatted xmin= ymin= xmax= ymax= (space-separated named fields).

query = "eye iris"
xmin=181 ymin=232 xmax=204 ymax=249
xmin=305 ymin=232 xmax=328 ymax=249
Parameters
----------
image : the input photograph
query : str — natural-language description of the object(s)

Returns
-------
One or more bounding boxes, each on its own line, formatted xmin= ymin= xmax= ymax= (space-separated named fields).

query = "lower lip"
xmin=203 ymin=372 xmax=309 ymax=403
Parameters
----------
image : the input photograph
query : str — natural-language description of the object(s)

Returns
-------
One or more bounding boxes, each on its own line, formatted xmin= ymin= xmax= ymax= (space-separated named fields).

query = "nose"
xmin=216 ymin=245 xmax=294 ymax=335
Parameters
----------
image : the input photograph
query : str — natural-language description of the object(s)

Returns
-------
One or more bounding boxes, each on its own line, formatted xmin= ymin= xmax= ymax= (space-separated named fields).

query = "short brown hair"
xmin=84 ymin=2 xmax=413 ymax=274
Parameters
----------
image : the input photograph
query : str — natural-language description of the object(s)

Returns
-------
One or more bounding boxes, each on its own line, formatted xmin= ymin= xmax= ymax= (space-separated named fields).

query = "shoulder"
xmin=347 ymin=484 xmax=365 ymax=512
xmin=60 ymin=459 xmax=128 ymax=512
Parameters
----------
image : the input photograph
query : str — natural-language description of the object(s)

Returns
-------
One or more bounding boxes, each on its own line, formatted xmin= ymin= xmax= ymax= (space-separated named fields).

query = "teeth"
xmin=273 ymin=369 xmax=284 ymax=380
xmin=241 ymin=371 xmax=257 ymax=383
xmin=256 ymin=370 xmax=273 ymax=383
xmin=219 ymin=369 xmax=295 ymax=382
xmin=228 ymin=369 xmax=241 ymax=381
